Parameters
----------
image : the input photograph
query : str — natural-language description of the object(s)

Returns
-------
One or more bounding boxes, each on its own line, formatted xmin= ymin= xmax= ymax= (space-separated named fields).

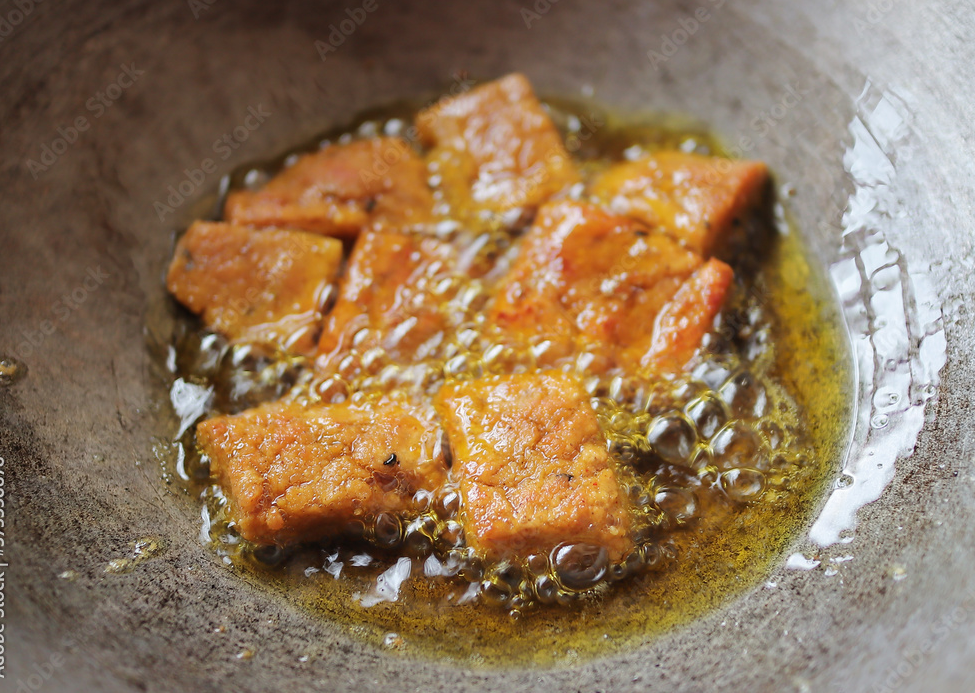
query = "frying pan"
xmin=2 ymin=1 xmax=974 ymax=691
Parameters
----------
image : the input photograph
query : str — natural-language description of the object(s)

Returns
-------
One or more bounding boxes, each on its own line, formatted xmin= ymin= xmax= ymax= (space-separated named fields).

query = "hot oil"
xmin=163 ymin=98 xmax=852 ymax=666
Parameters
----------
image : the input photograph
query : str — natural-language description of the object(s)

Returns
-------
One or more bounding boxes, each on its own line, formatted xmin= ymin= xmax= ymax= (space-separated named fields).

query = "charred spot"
xmin=309 ymin=323 xmax=324 ymax=345
xmin=440 ymin=430 xmax=453 ymax=469
xmin=383 ymin=453 xmax=398 ymax=466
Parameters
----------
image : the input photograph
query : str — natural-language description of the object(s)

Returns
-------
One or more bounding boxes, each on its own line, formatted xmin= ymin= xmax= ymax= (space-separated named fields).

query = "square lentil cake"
xmin=198 ymin=398 xmax=448 ymax=545
xmin=166 ymin=221 xmax=343 ymax=355
xmin=417 ymin=73 xmax=579 ymax=225
xmin=489 ymin=200 xmax=733 ymax=373
xmin=590 ymin=150 xmax=769 ymax=257
xmin=435 ymin=371 xmax=634 ymax=561
xmin=224 ymin=137 xmax=434 ymax=238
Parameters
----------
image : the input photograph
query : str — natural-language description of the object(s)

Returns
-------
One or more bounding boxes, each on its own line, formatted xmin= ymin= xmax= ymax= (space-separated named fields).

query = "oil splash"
xmin=805 ymin=81 xmax=946 ymax=548
xmin=0 ymin=356 xmax=27 ymax=386
xmin=104 ymin=537 xmax=167 ymax=574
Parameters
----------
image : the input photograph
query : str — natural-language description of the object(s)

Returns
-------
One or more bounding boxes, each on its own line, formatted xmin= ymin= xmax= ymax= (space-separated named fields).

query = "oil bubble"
xmin=551 ymin=543 xmax=608 ymax=591
xmin=711 ymin=421 xmax=767 ymax=471
xmin=480 ymin=578 xmax=512 ymax=606
xmin=720 ymin=468 xmax=767 ymax=503
xmin=654 ymin=488 xmax=699 ymax=524
xmin=646 ymin=414 xmax=697 ymax=465
xmin=719 ymin=371 xmax=767 ymax=418
xmin=435 ymin=520 xmax=465 ymax=550
xmin=435 ymin=490 xmax=461 ymax=518
xmin=251 ymin=545 xmax=291 ymax=566
xmin=534 ymin=574 xmax=559 ymax=603
xmin=835 ymin=474 xmax=855 ymax=490
xmin=373 ymin=513 xmax=403 ymax=549
xmin=685 ymin=394 xmax=728 ymax=440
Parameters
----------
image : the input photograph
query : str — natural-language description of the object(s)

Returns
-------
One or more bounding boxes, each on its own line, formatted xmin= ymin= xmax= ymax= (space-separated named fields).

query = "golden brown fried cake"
xmin=417 ymin=73 xmax=579 ymax=226
xmin=166 ymin=221 xmax=342 ymax=354
xmin=490 ymin=200 xmax=731 ymax=373
xmin=590 ymin=151 xmax=769 ymax=256
xmin=198 ymin=399 xmax=447 ymax=545
xmin=435 ymin=372 xmax=633 ymax=562
xmin=642 ymin=258 xmax=734 ymax=372
xmin=225 ymin=137 xmax=434 ymax=238
xmin=315 ymin=229 xmax=460 ymax=378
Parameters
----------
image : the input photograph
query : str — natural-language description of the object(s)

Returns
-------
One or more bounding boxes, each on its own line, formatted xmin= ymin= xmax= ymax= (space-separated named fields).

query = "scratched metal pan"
xmin=2 ymin=1 xmax=974 ymax=691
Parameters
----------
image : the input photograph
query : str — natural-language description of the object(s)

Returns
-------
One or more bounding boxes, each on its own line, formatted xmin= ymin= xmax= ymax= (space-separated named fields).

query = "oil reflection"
xmin=807 ymin=81 xmax=946 ymax=547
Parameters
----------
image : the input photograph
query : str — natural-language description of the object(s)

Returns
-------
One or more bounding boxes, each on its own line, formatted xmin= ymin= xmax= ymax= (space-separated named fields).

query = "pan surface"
xmin=2 ymin=1 xmax=974 ymax=691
